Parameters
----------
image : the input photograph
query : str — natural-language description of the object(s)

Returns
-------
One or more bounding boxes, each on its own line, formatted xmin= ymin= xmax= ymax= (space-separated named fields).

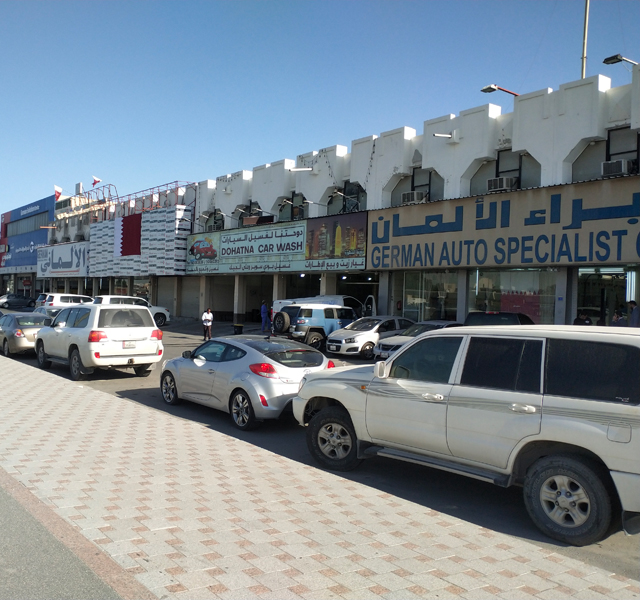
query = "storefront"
xmin=369 ymin=177 xmax=640 ymax=324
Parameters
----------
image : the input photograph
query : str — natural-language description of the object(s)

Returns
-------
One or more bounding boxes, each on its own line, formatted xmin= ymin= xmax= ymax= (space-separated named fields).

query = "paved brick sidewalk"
xmin=0 ymin=358 xmax=638 ymax=599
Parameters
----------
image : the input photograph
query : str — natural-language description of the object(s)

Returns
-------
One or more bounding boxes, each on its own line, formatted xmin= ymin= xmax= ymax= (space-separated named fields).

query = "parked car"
xmin=43 ymin=293 xmax=94 ymax=312
xmin=160 ymin=335 xmax=335 ymax=430
xmin=35 ymin=293 xmax=49 ymax=308
xmin=0 ymin=312 xmax=47 ymax=356
xmin=293 ymin=325 xmax=640 ymax=546
xmin=0 ymin=293 xmax=36 ymax=309
xmin=272 ymin=303 xmax=357 ymax=349
xmin=373 ymin=320 xmax=462 ymax=360
xmin=326 ymin=316 xmax=415 ymax=359
xmin=33 ymin=306 xmax=61 ymax=319
xmin=272 ymin=294 xmax=377 ymax=318
xmin=463 ymin=311 xmax=535 ymax=326
xmin=36 ymin=304 xmax=164 ymax=380
xmin=92 ymin=295 xmax=171 ymax=327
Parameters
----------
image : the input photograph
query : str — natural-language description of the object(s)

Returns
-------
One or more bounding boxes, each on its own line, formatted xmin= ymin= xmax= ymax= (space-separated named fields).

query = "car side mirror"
xmin=374 ymin=361 xmax=389 ymax=379
xmin=44 ymin=318 xmax=52 ymax=327
xmin=182 ymin=350 xmax=192 ymax=359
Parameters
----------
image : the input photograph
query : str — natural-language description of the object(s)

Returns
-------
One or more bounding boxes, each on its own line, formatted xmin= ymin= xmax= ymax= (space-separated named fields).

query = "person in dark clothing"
xmin=573 ymin=311 xmax=593 ymax=325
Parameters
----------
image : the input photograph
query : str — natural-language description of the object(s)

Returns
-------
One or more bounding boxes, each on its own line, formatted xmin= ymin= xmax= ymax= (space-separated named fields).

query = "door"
xmin=47 ymin=308 xmax=72 ymax=359
xmin=365 ymin=335 xmax=464 ymax=456
xmin=209 ymin=344 xmax=248 ymax=406
xmin=180 ymin=341 xmax=226 ymax=405
xmin=446 ymin=336 xmax=543 ymax=469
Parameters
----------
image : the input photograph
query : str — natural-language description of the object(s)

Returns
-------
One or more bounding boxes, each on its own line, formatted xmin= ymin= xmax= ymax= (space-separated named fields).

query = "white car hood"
xmin=328 ymin=328 xmax=375 ymax=341
xmin=376 ymin=334 xmax=414 ymax=347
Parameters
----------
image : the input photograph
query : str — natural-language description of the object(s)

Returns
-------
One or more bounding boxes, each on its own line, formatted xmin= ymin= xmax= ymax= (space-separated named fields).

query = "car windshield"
xmin=15 ymin=315 xmax=46 ymax=326
xmin=265 ymin=348 xmax=324 ymax=368
xmin=344 ymin=318 xmax=381 ymax=331
xmin=402 ymin=323 xmax=441 ymax=336
xmin=98 ymin=308 xmax=155 ymax=328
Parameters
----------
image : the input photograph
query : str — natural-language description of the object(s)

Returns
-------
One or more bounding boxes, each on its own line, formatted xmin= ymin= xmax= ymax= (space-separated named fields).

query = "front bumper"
xmin=326 ymin=340 xmax=361 ymax=355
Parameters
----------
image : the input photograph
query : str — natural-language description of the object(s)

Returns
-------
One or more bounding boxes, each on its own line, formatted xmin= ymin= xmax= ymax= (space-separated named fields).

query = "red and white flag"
xmin=114 ymin=213 xmax=142 ymax=257
xmin=54 ymin=185 xmax=62 ymax=201
xmin=92 ymin=176 xmax=102 ymax=187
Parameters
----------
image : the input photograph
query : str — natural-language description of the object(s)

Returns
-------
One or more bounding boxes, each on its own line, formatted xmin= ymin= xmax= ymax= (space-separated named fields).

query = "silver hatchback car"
xmin=160 ymin=335 xmax=335 ymax=430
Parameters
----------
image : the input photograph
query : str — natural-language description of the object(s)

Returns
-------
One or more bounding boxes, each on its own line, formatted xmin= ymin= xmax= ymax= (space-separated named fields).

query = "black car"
xmin=0 ymin=293 xmax=36 ymax=309
xmin=463 ymin=311 xmax=535 ymax=326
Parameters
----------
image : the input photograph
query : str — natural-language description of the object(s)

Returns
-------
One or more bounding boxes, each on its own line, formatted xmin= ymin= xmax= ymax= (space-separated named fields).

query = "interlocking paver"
xmin=1 ymin=358 xmax=638 ymax=599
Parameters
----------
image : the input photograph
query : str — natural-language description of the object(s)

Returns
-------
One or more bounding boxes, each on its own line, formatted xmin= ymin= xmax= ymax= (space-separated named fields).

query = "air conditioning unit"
xmin=401 ymin=191 xmax=425 ymax=204
xmin=602 ymin=159 xmax=633 ymax=177
xmin=487 ymin=177 xmax=518 ymax=192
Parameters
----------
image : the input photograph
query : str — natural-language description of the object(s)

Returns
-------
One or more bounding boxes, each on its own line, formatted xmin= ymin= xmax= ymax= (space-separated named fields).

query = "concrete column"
xmin=92 ymin=278 xmax=99 ymax=297
xmin=456 ymin=269 xmax=468 ymax=322
xmin=64 ymin=278 xmax=70 ymax=293
xmin=199 ymin=275 xmax=207 ymax=315
xmin=554 ymin=268 xmax=569 ymax=324
xmin=272 ymin=274 xmax=287 ymax=301
xmin=149 ymin=276 xmax=157 ymax=305
xmin=173 ymin=277 xmax=182 ymax=317
xmin=77 ymin=278 xmax=85 ymax=295
xmin=377 ymin=272 xmax=391 ymax=315
xmin=320 ymin=273 xmax=337 ymax=295
xmin=233 ymin=274 xmax=247 ymax=323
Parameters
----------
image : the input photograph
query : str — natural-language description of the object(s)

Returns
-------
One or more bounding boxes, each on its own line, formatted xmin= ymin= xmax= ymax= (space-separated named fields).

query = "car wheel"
xmin=161 ymin=371 xmax=181 ymax=405
xmin=272 ymin=311 xmax=291 ymax=334
xmin=2 ymin=339 xmax=11 ymax=358
xmin=229 ymin=390 xmax=260 ymax=431
xmin=307 ymin=407 xmax=362 ymax=471
xmin=360 ymin=342 xmax=375 ymax=360
xmin=36 ymin=342 xmax=51 ymax=369
xmin=28 ymin=300 xmax=35 ymax=308
xmin=134 ymin=365 xmax=153 ymax=377
xmin=154 ymin=313 xmax=167 ymax=327
xmin=523 ymin=454 xmax=612 ymax=546
xmin=306 ymin=332 xmax=324 ymax=350
xmin=69 ymin=349 xmax=86 ymax=381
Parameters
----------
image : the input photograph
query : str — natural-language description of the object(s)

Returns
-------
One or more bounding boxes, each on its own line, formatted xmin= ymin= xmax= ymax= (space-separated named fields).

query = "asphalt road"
xmin=6 ymin=318 xmax=640 ymax=582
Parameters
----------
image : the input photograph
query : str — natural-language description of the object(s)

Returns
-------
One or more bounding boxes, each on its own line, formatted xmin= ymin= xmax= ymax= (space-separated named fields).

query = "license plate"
xmin=328 ymin=345 xmax=338 ymax=351
xmin=123 ymin=341 xmax=136 ymax=349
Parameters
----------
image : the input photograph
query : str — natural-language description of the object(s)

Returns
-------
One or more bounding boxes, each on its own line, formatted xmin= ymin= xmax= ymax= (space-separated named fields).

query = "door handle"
xmin=422 ymin=393 xmax=444 ymax=402
xmin=509 ymin=403 xmax=536 ymax=414
xmin=208 ymin=369 xmax=216 ymax=374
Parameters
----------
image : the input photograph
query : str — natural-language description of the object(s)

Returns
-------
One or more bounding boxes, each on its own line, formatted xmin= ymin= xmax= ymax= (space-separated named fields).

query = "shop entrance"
xmin=577 ymin=268 xmax=627 ymax=325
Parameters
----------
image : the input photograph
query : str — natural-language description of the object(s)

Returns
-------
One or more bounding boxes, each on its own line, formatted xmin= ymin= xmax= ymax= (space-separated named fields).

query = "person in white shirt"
xmin=202 ymin=308 xmax=213 ymax=340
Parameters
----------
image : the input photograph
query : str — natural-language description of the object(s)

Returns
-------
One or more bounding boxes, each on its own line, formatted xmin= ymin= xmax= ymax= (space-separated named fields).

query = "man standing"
xmin=202 ymin=308 xmax=213 ymax=340
xmin=629 ymin=301 xmax=640 ymax=327
xmin=261 ymin=300 xmax=270 ymax=333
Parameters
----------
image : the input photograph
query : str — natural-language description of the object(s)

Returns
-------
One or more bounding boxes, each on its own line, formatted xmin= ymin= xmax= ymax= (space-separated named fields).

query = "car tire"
xmin=229 ymin=389 xmax=260 ymax=431
xmin=306 ymin=332 xmax=324 ymax=350
xmin=3 ymin=339 xmax=11 ymax=358
xmin=307 ymin=407 xmax=362 ymax=471
xmin=28 ymin=300 xmax=35 ymax=308
xmin=360 ymin=342 xmax=375 ymax=360
xmin=134 ymin=365 xmax=153 ymax=377
xmin=36 ymin=342 xmax=51 ymax=369
xmin=273 ymin=311 xmax=290 ymax=334
xmin=161 ymin=371 xmax=181 ymax=405
xmin=154 ymin=313 xmax=167 ymax=327
xmin=523 ymin=454 xmax=613 ymax=546
xmin=69 ymin=349 xmax=86 ymax=381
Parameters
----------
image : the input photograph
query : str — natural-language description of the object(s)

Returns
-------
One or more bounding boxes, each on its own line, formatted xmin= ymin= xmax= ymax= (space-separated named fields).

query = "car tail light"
xmin=88 ymin=330 xmax=108 ymax=342
xmin=94 ymin=352 xmax=100 ymax=358
xmin=296 ymin=318 xmax=306 ymax=324
xmin=14 ymin=329 xmax=25 ymax=338
xmin=151 ymin=329 xmax=163 ymax=340
xmin=259 ymin=395 xmax=268 ymax=407
xmin=249 ymin=363 xmax=279 ymax=378
xmin=327 ymin=360 xmax=336 ymax=368
xmin=158 ymin=349 xmax=163 ymax=355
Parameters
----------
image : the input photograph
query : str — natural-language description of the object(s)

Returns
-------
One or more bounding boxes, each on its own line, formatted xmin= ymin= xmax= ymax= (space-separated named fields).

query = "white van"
xmin=272 ymin=295 xmax=376 ymax=318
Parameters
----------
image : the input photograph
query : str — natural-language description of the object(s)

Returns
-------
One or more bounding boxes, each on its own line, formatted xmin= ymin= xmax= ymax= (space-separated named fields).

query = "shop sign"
xmin=367 ymin=178 xmax=640 ymax=270
xmin=22 ymin=279 xmax=31 ymax=287
xmin=37 ymin=241 xmax=89 ymax=277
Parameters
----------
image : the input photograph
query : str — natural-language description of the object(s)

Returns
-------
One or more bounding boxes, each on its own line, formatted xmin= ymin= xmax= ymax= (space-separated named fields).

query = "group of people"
xmin=200 ymin=300 xmax=272 ymax=341
xmin=573 ymin=300 xmax=640 ymax=327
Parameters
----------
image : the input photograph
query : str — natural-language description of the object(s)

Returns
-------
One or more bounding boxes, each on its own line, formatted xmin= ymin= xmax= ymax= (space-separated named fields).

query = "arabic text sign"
xmin=367 ymin=178 xmax=640 ymax=270
xmin=38 ymin=242 xmax=89 ymax=277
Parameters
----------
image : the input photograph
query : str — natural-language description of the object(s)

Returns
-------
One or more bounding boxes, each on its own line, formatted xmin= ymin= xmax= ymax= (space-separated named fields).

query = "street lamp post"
xmin=480 ymin=84 xmax=520 ymax=97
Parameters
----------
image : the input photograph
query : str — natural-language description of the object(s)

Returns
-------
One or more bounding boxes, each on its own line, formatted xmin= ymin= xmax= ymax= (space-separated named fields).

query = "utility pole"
xmin=581 ymin=0 xmax=590 ymax=79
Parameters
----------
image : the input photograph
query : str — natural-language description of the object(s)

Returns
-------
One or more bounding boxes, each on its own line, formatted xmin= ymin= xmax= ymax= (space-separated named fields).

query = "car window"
xmin=399 ymin=319 xmax=414 ymax=329
xmin=345 ymin=318 xmax=380 ymax=331
xmin=299 ymin=308 xmax=313 ymax=318
xmin=16 ymin=315 xmax=47 ymax=326
xmin=98 ymin=308 xmax=154 ymax=328
xmin=45 ymin=295 xmax=54 ymax=303
xmin=61 ymin=296 xmax=72 ymax=303
xmin=73 ymin=308 xmax=91 ymax=328
xmin=324 ymin=308 xmax=335 ymax=319
xmin=378 ymin=320 xmax=396 ymax=333
xmin=195 ymin=341 xmax=227 ymax=362
xmin=336 ymin=308 xmax=354 ymax=319
xmin=267 ymin=348 xmax=324 ymax=368
xmin=93 ymin=297 xmax=104 ymax=304
xmin=461 ymin=337 xmax=542 ymax=393
xmin=545 ymin=339 xmax=640 ymax=404
xmin=221 ymin=345 xmax=247 ymax=362
xmin=0 ymin=316 xmax=9 ymax=326
xmin=53 ymin=308 xmax=71 ymax=327
xmin=389 ymin=336 xmax=463 ymax=383
xmin=67 ymin=308 xmax=80 ymax=328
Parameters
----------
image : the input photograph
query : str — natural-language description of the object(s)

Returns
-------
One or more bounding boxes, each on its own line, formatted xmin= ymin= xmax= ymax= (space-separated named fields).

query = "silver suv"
xmin=36 ymin=304 xmax=164 ymax=380
xmin=293 ymin=325 xmax=640 ymax=546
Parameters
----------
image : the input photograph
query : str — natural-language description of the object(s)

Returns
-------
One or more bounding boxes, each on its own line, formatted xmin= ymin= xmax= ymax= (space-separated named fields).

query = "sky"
xmin=1 ymin=0 xmax=639 ymax=213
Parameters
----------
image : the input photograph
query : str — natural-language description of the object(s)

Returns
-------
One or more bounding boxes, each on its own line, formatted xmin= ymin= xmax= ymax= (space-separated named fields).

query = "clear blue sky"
xmin=1 ymin=0 xmax=638 ymax=213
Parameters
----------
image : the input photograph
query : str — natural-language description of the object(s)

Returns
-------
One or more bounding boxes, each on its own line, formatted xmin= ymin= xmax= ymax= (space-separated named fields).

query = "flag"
xmin=113 ymin=213 xmax=142 ymax=257
xmin=54 ymin=185 xmax=62 ymax=201
xmin=92 ymin=176 xmax=102 ymax=187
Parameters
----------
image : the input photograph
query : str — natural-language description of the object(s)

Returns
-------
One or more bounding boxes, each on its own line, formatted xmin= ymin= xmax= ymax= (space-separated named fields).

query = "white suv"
xmin=92 ymin=295 xmax=171 ymax=327
xmin=43 ymin=293 xmax=94 ymax=311
xmin=293 ymin=325 xmax=640 ymax=546
xmin=36 ymin=304 xmax=164 ymax=380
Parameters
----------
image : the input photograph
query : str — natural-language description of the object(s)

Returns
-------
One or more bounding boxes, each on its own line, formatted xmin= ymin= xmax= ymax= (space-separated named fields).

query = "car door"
xmin=365 ymin=335 xmax=464 ymax=456
xmin=209 ymin=343 xmax=248 ymax=406
xmin=0 ymin=315 xmax=10 ymax=347
xmin=179 ymin=341 xmax=226 ymax=405
xmin=446 ymin=335 xmax=543 ymax=469
xmin=46 ymin=308 xmax=72 ymax=358
xmin=376 ymin=319 xmax=400 ymax=343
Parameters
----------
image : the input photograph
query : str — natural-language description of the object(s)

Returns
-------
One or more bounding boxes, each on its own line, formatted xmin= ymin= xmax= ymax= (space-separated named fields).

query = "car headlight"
xmin=344 ymin=337 xmax=356 ymax=344
xmin=298 ymin=376 xmax=307 ymax=393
